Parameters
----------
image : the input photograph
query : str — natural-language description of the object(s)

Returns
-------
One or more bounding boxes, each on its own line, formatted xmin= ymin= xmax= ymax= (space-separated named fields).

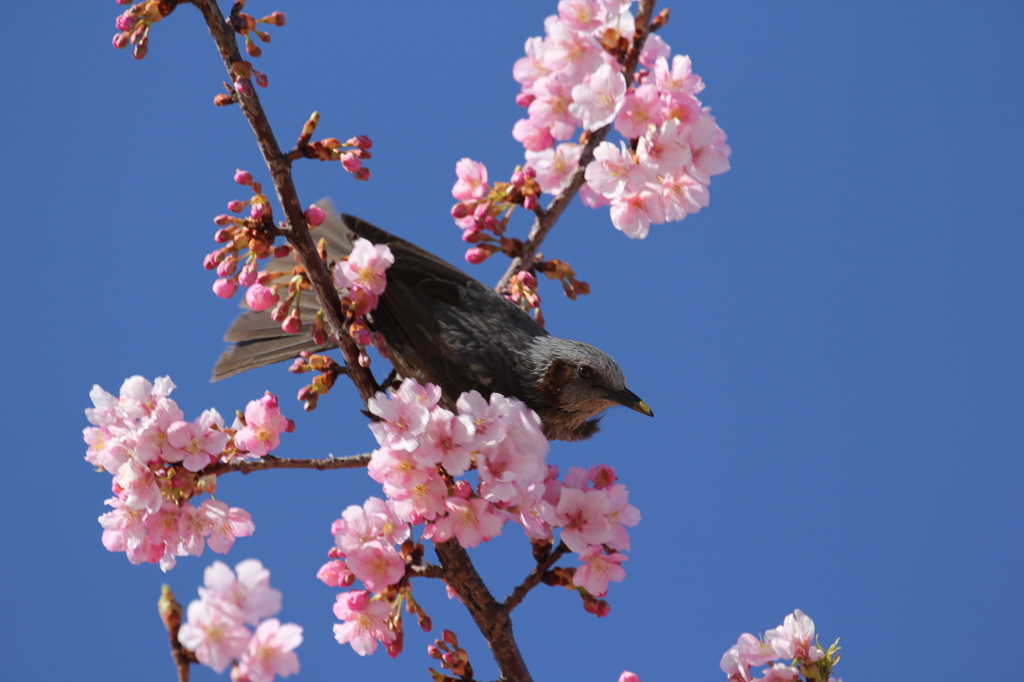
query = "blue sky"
xmin=1 ymin=2 xmax=1020 ymax=681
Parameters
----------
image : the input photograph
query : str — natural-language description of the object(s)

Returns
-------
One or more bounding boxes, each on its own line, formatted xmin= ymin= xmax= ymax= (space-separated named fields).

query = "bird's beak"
xmin=608 ymin=388 xmax=654 ymax=417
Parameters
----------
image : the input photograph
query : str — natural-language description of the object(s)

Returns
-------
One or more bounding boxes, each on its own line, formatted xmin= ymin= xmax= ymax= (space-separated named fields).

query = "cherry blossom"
xmin=526 ymin=143 xmax=583 ymax=194
xmin=569 ymin=63 xmax=627 ymax=130
xmin=609 ymin=186 xmax=666 ymax=239
xmin=333 ymin=591 xmax=395 ymax=656
xmin=178 ymin=598 xmax=252 ymax=673
xmin=332 ymin=238 xmax=394 ymax=297
xmin=234 ymin=392 xmax=290 ymax=457
xmin=452 ymin=158 xmax=489 ymax=201
xmin=573 ymin=545 xmax=627 ymax=597
xmin=555 ymin=487 xmax=613 ymax=553
xmin=236 ymin=619 xmax=302 ymax=682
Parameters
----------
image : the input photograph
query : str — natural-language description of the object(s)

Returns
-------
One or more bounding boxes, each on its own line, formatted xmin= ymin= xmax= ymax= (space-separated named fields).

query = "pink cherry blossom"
xmin=526 ymin=143 xmax=583 ymax=194
xmin=768 ymin=609 xmax=824 ymax=662
xmin=513 ymin=37 xmax=552 ymax=92
xmin=345 ymin=542 xmax=406 ymax=591
xmin=201 ymin=499 xmax=254 ymax=554
xmin=555 ymin=487 xmax=612 ymax=553
xmin=237 ymin=618 xmax=302 ymax=682
xmin=417 ymin=408 xmax=475 ymax=476
xmin=384 ymin=467 xmax=449 ymax=523
xmin=333 ymin=497 xmax=410 ymax=554
xmin=234 ymin=393 xmax=289 ymax=457
xmin=456 ymin=390 xmax=510 ymax=446
xmin=721 ymin=646 xmax=753 ymax=682
xmin=134 ymin=397 xmax=185 ymax=463
xmin=427 ymin=497 xmax=506 ymax=548
xmin=513 ymin=118 xmax=555 ymax=152
xmin=637 ymin=118 xmax=692 ymax=175
xmin=615 ymin=84 xmax=664 ymax=139
xmin=368 ymin=382 xmax=431 ymax=450
xmin=654 ymin=54 xmax=705 ymax=101
xmin=557 ymin=0 xmax=603 ymax=32
xmin=167 ymin=408 xmax=230 ymax=472
xmin=736 ymin=633 xmax=779 ymax=667
xmin=604 ymin=483 xmax=640 ymax=551
xmin=757 ymin=665 xmax=801 ymax=682
xmin=527 ymin=75 xmax=579 ymax=140
xmin=332 ymin=238 xmax=394 ymax=297
xmin=178 ymin=599 xmax=251 ymax=674
xmin=541 ymin=16 xmax=603 ymax=84
xmin=687 ymin=109 xmax=732 ymax=185
xmin=585 ymin=141 xmax=650 ymax=198
xmin=660 ymin=171 xmax=709 ymax=222
xmin=452 ymin=158 xmax=489 ymax=201
xmin=609 ymin=186 xmax=666 ymax=239
xmin=569 ymin=63 xmax=627 ymax=130
xmin=573 ymin=546 xmax=626 ymax=597
xmin=639 ymin=32 xmax=671 ymax=69
xmin=333 ymin=591 xmax=395 ymax=656
xmin=200 ymin=559 xmax=282 ymax=625
xmin=317 ymin=560 xmax=355 ymax=587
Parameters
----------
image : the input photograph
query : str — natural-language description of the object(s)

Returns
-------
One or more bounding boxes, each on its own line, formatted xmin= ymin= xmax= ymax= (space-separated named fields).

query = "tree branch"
xmin=496 ymin=0 xmax=659 ymax=293
xmin=158 ymin=585 xmax=197 ymax=682
xmin=204 ymin=453 xmax=371 ymax=476
xmin=502 ymin=542 xmax=570 ymax=613
xmin=189 ymin=0 xmax=379 ymax=406
xmin=434 ymin=539 xmax=532 ymax=682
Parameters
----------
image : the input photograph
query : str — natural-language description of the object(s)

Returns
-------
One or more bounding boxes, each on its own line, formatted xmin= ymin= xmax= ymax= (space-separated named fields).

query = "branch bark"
xmin=434 ymin=539 xmax=532 ymax=682
xmin=496 ymin=0 xmax=659 ymax=293
xmin=502 ymin=542 xmax=569 ymax=613
xmin=204 ymin=453 xmax=371 ymax=476
xmin=189 ymin=0 xmax=379 ymax=406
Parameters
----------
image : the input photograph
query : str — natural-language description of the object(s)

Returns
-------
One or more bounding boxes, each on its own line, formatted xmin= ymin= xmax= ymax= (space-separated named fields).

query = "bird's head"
xmin=526 ymin=337 xmax=652 ymax=441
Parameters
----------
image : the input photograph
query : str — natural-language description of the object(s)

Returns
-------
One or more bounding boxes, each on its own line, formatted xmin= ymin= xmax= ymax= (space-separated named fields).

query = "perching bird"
xmin=213 ymin=201 xmax=652 ymax=442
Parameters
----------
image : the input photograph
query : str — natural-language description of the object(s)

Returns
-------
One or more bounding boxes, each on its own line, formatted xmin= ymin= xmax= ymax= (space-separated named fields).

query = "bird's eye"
xmin=577 ymin=365 xmax=592 ymax=379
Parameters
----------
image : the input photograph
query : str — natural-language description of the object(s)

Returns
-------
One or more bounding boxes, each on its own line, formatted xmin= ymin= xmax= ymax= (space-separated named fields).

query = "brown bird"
xmin=213 ymin=202 xmax=652 ymax=441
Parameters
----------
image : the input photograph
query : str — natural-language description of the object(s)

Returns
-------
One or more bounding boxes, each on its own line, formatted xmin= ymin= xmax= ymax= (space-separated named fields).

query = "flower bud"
xmin=340 ymin=153 xmax=362 ymax=173
xmin=510 ymin=169 xmax=525 ymax=187
xmin=282 ymin=314 xmax=302 ymax=335
xmin=453 ymin=480 xmax=472 ymax=499
xmin=522 ymin=165 xmax=536 ymax=179
xmin=245 ymin=283 xmax=278 ymax=311
xmin=523 ymin=194 xmax=538 ymax=211
xmin=304 ymin=205 xmax=326 ymax=227
xmin=214 ymin=93 xmax=234 ymax=106
xmin=245 ymin=40 xmax=262 ymax=58
xmin=212 ymin=278 xmax=238 ymax=299
xmin=227 ymin=200 xmax=244 ymax=213
xmin=234 ymin=79 xmax=251 ymax=96
xmin=450 ymin=203 xmax=470 ymax=220
xmin=133 ymin=41 xmax=148 ymax=60
xmin=214 ymin=228 xmax=232 ymax=243
xmin=216 ymin=258 xmax=238 ymax=277
xmin=234 ymin=169 xmax=253 ymax=185
xmin=273 ymin=244 xmax=292 ymax=258
xmin=115 ymin=12 xmax=138 ymax=32
xmin=465 ymin=247 xmax=490 ymax=265
xmin=112 ymin=32 xmax=131 ymax=49
xmin=516 ymin=270 xmax=537 ymax=288
xmin=515 ymin=93 xmax=536 ymax=107
xmin=354 ymin=167 xmax=371 ymax=181
xmin=203 ymin=252 xmax=218 ymax=270
xmin=250 ymin=202 xmax=266 ymax=221
xmin=254 ymin=71 xmax=268 ymax=88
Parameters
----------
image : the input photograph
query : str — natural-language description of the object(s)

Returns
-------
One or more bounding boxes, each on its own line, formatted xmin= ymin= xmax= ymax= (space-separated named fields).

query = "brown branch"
xmin=409 ymin=563 xmax=445 ymax=580
xmin=501 ymin=542 xmax=570 ymax=613
xmin=496 ymin=0 xmax=659 ymax=293
xmin=158 ymin=585 xmax=197 ymax=682
xmin=204 ymin=453 xmax=371 ymax=476
xmin=434 ymin=539 xmax=532 ymax=682
xmin=189 ymin=0 xmax=379 ymax=406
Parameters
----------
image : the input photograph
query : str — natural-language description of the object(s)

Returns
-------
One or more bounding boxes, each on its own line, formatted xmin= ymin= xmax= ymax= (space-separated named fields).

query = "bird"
xmin=213 ymin=201 xmax=652 ymax=442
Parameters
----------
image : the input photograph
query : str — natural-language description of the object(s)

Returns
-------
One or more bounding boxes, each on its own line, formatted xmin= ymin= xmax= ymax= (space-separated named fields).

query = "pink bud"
xmin=510 ymin=170 xmax=525 ymax=187
xmin=340 ymin=153 xmax=362 ymax=173
xmin=358 ymin=352 xmax=370 ymax=368
xmin=465 ymin=247 xmax=490 ymax=265
xmin=353 ymin=167 xmax=371 ymax=181
xmin=245 ymin=283 xmax=278 ymax=311
xmin=216 ymin=258 xmax=237 ymax=277
xmin=250 ymin=203 xmax=266 ymax=221
xmin=523 ymin=194 xmax=538 ymax=211
xmin=619 ymin=673 xmax=641 ymax=682
xmin=234 ymin=169 xmax=253 ymax=185
xmin=112 ymin=32 xmax=130 ymax=49
xmin=281 ymin=314 xmax=302 ymax=335
xmin=270 ymin=12 xmax=286 ymax=26
xmin=237 ymin=264 xmax=257 ymax=287
xmin=261 ymin=392 xmax=279 ymax=409
xmin=226 ymin=200 xmax=244 ymax=213
xmin=517 ymin=270 xmax=537 ymax=288
xmin=451 ymin=203 xmax=470 ymax=219
xmin=203 ymin=252 xmax=218 ymax=270
xmin=273 ymin=244 xmax=292 ymax=258
xmin=270 ymin=302 xmax=288 ymax=323
xmin=132 ymin=41 xmax=148 ymax=60
xmin=214 ymin=214 xmax=234 ymax=226
xmin=522 ymin=165 xmax=536 ymax=180
xmin=453 ymin=480 xmax=472 ymax=499
xmin=115 ymin=12 xmax=137 ymax=32
xmin=515 ymin=93 xmax=536 ymax=107
xmin=212 ymin=278 xmax=238 ymax=299
xmin=461 ymin=228 xmax=487 ymax=243
xmin=254 ymin=71 xmax=268 ymax=88
xmin=353 ymin=135 xmax=372 ymax=149
xmin=234 ymin=79 xmax=252 ymax=96
xmin=214 ymin=228 xmax=232 ymax=243
xmin=304 ymin=205 xmax=326 ymax=226
xmin=284 ymin=419 xmax=295 ymax=432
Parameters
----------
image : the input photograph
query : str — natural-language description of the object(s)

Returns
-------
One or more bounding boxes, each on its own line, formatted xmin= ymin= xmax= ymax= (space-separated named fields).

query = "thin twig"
xmin=158 ymin=585 xmax=197 ymax=682
xmin=189 ymin=0 xmax=379 ymax=406
xmin=496 ymin=0 xmax=659 ymax=294
xmin=409 ymin=563 xmax=446 ymax=580
xmin=204 ymin=453 xmax=371 ymax=476
xmin=501 ymin=542 xmax=570 ymax=613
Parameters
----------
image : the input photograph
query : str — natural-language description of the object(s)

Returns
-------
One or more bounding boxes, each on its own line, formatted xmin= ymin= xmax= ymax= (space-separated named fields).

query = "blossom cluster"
xmin=453 ymin=0 xmax=730 ymax=241
xmin=179 ymin=559 xmax=302 ymax=682
xmin=331 ymin=237 xmax=395 ymax=364
xmin=321 ymin=378 xmax=640 ymax=656
xmin=84 ymin=376 xmax=292 ymax=571
xmin=720 ymin=610 xmax=841 ymax=682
